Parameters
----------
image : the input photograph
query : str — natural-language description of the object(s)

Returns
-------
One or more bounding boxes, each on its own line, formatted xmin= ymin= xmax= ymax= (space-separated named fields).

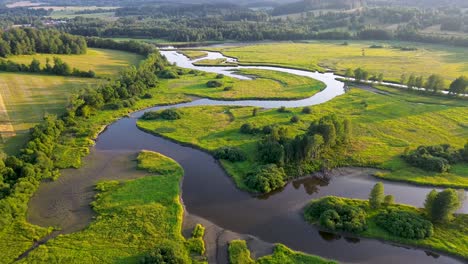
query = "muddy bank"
xmin=184 ymin=214 xmax=274 ymax=264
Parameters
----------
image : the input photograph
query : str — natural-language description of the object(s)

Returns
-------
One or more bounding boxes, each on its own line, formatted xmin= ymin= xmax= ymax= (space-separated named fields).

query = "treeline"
xmin=0 ymin=28 xmax=87 ymax=57
xmin=0 ymin=38 xmax=171 ymax=231
xmin=86 ymin=37 xmax=156 ymax=56
xmin=0 ymin=57 xmax=96 ymax=78
xmin=57 ymin=16 xmax=468 ymax=47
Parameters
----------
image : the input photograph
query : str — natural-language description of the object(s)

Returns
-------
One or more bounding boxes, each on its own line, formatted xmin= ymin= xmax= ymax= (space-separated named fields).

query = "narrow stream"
xmin=28 ymin=50 xmax=466 ymax=264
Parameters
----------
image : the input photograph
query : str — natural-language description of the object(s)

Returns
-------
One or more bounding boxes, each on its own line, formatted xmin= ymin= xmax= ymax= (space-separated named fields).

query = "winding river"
xmin=28 ymin=50 xmax=467 ymax=264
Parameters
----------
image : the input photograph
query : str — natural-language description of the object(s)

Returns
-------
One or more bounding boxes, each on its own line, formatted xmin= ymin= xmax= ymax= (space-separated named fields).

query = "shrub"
xmin=224 ymin=86 xmax=233 ymax=91
xmin=216 ymin=74 xmax=225 ymax=79
xmin=213 ymin=147 xmax=246 ymax=162
xmin=240 ymin=123 xmax=260 ymax=134
xmin=140 ymin=246 xmax=188 ymax=264
xmin=290 ymin=115 xmax=300 ymax=123
xmin=403 ymin=144 xmax=462 ymax=173
xmin=376 ymin=210 xmax=434 ymax=239
xmin=277 ymin=106 xmax=291 ymax=113
xmin=142 ymin=93 xmax=153 ymax=99
xmin=206 ymin=80 xmax=223 ymax=88
xmin=244 ymin=164 xmax=285 ymax=193
xmin=383 ymin=195 xmax=395 ymax=206
xmin=160 ymin=109 xmax=181 ymax=120
xmin=159 ymin=69 xmax=179 ymax=79
xmin=141 ymin=109 xmax=181 ymax=121
xmin=302 ymin=107 xmax=312 ymax=114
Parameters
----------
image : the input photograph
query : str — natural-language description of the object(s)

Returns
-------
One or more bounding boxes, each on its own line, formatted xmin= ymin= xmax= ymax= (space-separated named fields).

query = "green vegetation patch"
xmin=19 ymin=151 xmax=194 ymax=263
xmin=229 ymin=240 xmax=336 ymax=264
xmin=163 ymin=69 xmax=325 ymax=100
xmin=137 ymin=87 xmax=468 ymax=189
xmin=179 ymin=50 xmax=208 ymax=60
xmin=215 ymin=41 xmax=468 ymax=85
xmin=304 ymin=196 xmax=468 ymax=259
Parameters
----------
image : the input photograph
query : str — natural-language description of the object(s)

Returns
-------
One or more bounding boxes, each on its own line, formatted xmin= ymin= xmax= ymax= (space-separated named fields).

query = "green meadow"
xmin=137 ymin=85 xmax=468 ymax=189
xmin=213 ymin=41 xmax=468 ymax=85
xmin=163 ymin=69 xmax=325 ymax=100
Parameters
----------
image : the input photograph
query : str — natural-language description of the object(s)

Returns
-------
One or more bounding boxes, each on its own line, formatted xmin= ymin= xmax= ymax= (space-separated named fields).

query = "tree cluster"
xmin=244 ymin=164 xmax=286 ymax=193
xmin=141 ymin=109 xmax=181 ymax=121
xmin=0 ymin=28 xmax=87 ymax=57
xmin=403 ymin=144 xmax=468 ymax=173
xmin=376 ymin=210 xmax=434 ymax=239
xmin=213 ymin=147 xmax=246 ymax=162
xmin=304 ymin=196 xmax=368 ymax=233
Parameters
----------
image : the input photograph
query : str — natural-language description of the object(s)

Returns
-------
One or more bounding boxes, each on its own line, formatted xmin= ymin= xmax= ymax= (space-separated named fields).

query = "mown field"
xmin=137 ymin=86 xmax=468 ymax=189
xmin=0 ymin=73 xmax=100 ymax=154
xmin=0 ymin=48 xmax=143 ymax=154
xmin=303 ymin=196 xmax=468 ymax=259
xmin=7 ymin=48 xmax=143 ymax=77
xmin=163 ymin=69 xmax=325 ymax=100
xmin=213 ymin=41 xmax=468 ymax=85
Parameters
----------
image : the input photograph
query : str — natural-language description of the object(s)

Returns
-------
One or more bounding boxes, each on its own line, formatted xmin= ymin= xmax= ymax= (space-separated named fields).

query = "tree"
xmin=425 ymin=74 xmax=444 ymax=93
xmin=29 ymin=58 xmax=41 ymax=73
xmin=369 ymin=182 xmax=384 ymax=209
xmin=407 ymin=74 xmax=416 ymax=90
xmin=426 ymin=189 xmax=462 ymax=223
xmin=345 ymin=68 xmax=353 ymax=79
xmin=377 ymin=73 xmax=384 ymax=83
xmin=383 ymin=195 xmax=395 ymax=206
xmin=252 ymin=108 xmax=257 ymax=117
xmin=400 ymin=74 xmax=407 ymax=85
xmin=415 ymin=76 xmax=424 ymax=89
xmin=449 ymin=76 xmax=467 ymax=95
xmin=424 ymin=189 xmax=438 ymax=217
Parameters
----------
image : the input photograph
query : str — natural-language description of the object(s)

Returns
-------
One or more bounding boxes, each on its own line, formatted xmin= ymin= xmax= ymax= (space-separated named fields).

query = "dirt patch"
xmin=184 ymin=213 xmax=274 ymax=264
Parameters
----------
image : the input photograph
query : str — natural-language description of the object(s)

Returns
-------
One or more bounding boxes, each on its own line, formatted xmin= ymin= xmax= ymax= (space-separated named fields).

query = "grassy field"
xmin=7 ymin=48 xmax=143 ymax=77
xmin=137 ymin=85 xmax=468 ymax=189
xmin=179 ymin=50 xmax=208 ymax=60
xmin=0 ymin=73 xmax=100 ymax=154
xmin=19 ymin=150 xmax=197 ymax=263
xmin=229 ymin=240 xmax=336 ymax=264
xmin=304 ymin=196 xmax=468 ymax=259
xmin=213 ymin=41 xmax=468 ymax=85
xmin=0 ymin=48 xmax=143 ymax=154
xmin=163 ymin=70 xmax=325 ymax=100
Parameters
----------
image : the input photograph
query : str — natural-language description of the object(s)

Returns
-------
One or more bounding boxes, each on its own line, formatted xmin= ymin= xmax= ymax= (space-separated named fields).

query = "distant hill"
xmin=369 ymin=0 xmax=468 ymax=7
xmin=272 ymin=0 xmax=365 ymax=16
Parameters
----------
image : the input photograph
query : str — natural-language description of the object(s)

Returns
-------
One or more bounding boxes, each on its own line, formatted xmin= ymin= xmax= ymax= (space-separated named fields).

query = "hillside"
xmin=272 ymin=0 xmax=365 ymax=16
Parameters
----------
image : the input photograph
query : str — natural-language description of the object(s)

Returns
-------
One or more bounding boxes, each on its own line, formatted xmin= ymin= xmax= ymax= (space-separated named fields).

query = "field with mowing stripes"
xmin=0 ymin=73 xmax=100 ymax=154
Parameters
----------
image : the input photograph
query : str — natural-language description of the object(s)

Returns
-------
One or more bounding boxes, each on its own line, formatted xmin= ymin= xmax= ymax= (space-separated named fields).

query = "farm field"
xmin=213 ymin=41 xmax=468 ymax=85
xmin=137 ymin=86 xmax=468 ymax=190
xmin=0 ymin=73 xmax=100 ymax=154
xmin=7 ymin=48 xmax=143 ymax=77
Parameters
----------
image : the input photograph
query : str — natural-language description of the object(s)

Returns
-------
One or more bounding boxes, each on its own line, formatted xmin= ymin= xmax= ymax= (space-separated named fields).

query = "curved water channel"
xmin=28 ymin=50 xmax=466 ymax=264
